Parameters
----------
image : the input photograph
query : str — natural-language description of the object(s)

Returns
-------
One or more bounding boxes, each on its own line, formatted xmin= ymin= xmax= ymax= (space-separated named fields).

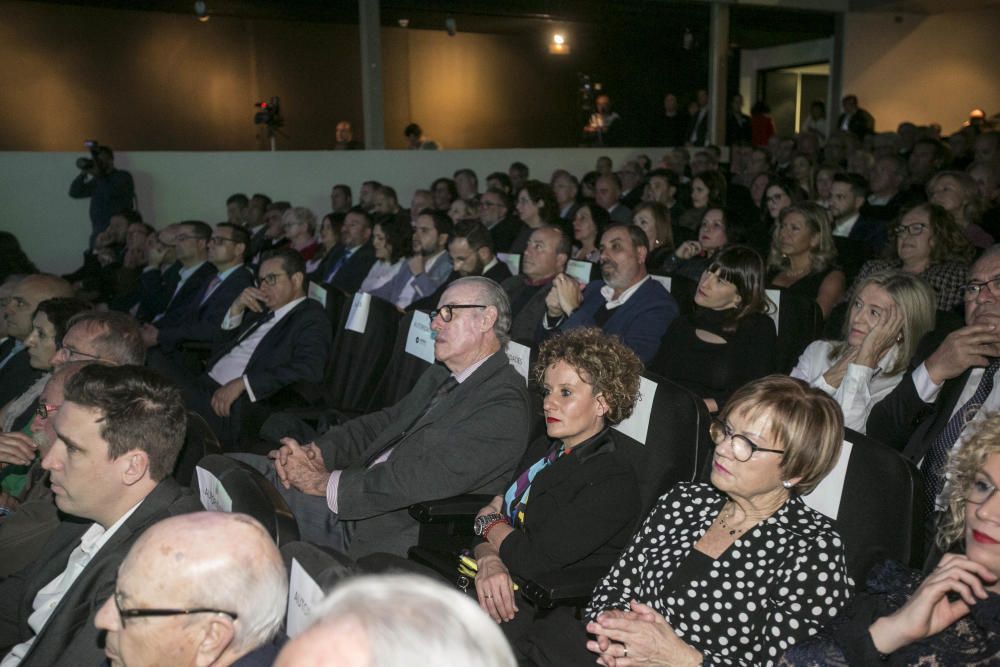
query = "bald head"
xmin=95 ymin=512 xmax=287 ymax=667
xmin=3 ymin=274 xmax=74 ymax=341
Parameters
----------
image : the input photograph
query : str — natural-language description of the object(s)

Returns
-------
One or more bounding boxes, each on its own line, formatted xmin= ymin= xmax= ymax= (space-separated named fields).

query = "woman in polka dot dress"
xmin=584 ymin=376 xmax=854 ymax=666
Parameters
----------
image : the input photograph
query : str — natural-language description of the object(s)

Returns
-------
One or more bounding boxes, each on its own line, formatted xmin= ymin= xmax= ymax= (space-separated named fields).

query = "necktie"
xmin=235 ymin=310 xmax=275 ymax=344
xmin=363 ymin=376 xmax=459 ymax=466
xmin=324 ymin=250 xmax=351 ymax=283
xmin=921 ymin=358 xmax=1000 ymax=509
xmin=199 ymin=275 xmax=222 ymax=306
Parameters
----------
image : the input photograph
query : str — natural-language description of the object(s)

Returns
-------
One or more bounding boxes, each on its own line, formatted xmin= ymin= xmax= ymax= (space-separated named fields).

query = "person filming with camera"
xmin=68 ymin=141 xmax=135 ymax=249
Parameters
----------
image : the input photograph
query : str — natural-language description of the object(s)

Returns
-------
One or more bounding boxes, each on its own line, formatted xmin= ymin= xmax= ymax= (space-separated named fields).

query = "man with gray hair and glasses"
xmin=238 ymin=276 xmax=531 ymax=559
xmin=275 ymin=574 xmax=515 ymax=667
xmin=94 ymin=512 xmax=287 ymax=667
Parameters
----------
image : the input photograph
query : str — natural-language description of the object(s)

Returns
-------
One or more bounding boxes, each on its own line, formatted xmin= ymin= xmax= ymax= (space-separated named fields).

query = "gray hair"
xmin=64 ymin=311 xmax=145 ymax=365
xmin=452 ymin=276 xmax=512 ymax=347
xmin=304 ymin=574 xmax=515 ymax=667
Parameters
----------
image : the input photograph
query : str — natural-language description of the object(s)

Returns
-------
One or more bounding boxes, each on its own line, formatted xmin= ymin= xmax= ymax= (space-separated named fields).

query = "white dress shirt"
xmin=1 ymin=502 xmax=142 ymax=666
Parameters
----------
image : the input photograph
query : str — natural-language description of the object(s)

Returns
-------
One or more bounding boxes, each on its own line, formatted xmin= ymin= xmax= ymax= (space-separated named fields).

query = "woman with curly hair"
xmin=471 ymin=327 xmax=644 ymax=650
xmin=781 ymin=411 xmax=1000 ymax=665
xmin=853 ymin=203 xmax=975 ymax=312
xmin=767 ymin=202 xmax=846 ymax=319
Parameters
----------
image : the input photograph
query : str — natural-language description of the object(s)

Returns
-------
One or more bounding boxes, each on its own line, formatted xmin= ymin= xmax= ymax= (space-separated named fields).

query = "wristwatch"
xmin=474 ymin=512 xmax=506 ymax=536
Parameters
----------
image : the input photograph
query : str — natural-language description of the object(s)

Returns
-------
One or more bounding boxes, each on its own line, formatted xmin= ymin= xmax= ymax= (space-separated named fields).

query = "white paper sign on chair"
xmin=802 ymin=439 xmax=853 ymax=521
xmin=345 ymin=292 xmax=372 ymax=334
xmin=195 ymin=467 xmax=232 ymax=512
xmin=765 ymin=289 xmax=781 ymax=335
xmin=612 ymin=376 xmax=658 ymax=445
xmin=506 ymin=341 xmax=531 ymax=385
xmin=405 ymin=311 xmax=436 ymax=363
xmin=566 ymin=260 xmax=593 ymax=286
xmin=307 ymin=282 xmax=327 ymax=308
xmin=497 ymin=253 xmax=521 ymax=276
xmin=286 ymin=558 xmax=326 ymax=638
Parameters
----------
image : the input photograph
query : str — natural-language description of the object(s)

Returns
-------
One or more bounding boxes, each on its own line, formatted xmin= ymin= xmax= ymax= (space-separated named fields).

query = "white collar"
xmin=600 ymin=275 xmax=650 ymax=309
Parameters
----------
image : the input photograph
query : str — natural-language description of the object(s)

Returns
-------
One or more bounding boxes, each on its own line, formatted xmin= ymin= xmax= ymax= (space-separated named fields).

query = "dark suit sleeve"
xmin=865 ymin=371 xmax=933 ymax=451
xmin=156 ymin=270 xmax=252 ymax=349
xmin=334 ymin=380 xmax=529 ymax=520
xmin=245 ymin=305 xmax=331 ymax=401
xmin=0 ymin=566 xmax=31 ymax=652
xmin=615 ymin=289 xmax=678 ymax=365
xmin=498 ymin=460 xmax=640 ymax=579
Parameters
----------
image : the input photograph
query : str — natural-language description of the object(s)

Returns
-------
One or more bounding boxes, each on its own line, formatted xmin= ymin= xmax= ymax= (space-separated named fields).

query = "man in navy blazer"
xmin=142 ymin=222 xmax=254 ymax=355
xmin=146 ymin=221 xmax=217 ymax=326
xmin=311 ymin=207 xmax=376 ymax=294
xmin=538 ymin=224 xmax=678 ymax=364
xmin=176 ymin=248 xmax=332 ymax=449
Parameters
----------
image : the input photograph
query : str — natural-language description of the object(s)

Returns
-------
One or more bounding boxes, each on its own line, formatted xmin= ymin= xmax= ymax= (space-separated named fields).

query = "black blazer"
xmin=136 ymin=261 xmax=181 ymax=322
xmin=0 ymin=479 xmax=201 ymax=667
xmin=152 ymin=262 xmax=217 ymax=328
xmin=497 ymin=430 xmax=642 ymax=580
xmin=312 ymin=242 xmax=377 ymax=295
xmin=866 ymin=327 xmax=969 ymax=463
xmin=206 ymin=297 xmax=332 ymax=401
xmin=156 ymin=265 xmax=254 ymax=350
xmin=490 ymin=216 xmax=526 ymax=255
xmin=0 ymin=348 xmax=41 ymax=408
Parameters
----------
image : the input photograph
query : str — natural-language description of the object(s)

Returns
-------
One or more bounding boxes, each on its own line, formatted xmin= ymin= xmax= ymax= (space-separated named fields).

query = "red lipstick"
xmin=546 ymin=417 xmax=560 ymax=424
xmin=973 ymin=530 xmax=999 ymax=545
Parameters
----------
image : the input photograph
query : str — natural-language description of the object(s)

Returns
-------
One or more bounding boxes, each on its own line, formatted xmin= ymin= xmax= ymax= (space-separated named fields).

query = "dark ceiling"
xmin=25 ymin=0 xmax=837 ymax=48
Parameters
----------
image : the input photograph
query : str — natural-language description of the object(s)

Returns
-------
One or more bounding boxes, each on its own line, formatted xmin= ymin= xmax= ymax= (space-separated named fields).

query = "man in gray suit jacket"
xmin=368 ymin=210 xmax=454 ymax=309
xmin=262 ymin=276 xmax=531 ymax=558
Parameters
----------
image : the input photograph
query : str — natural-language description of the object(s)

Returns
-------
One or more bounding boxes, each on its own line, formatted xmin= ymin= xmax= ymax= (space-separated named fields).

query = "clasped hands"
xmin=268 ymin=437 xmax=331 ymax=497
xmin=545 ymin=273 xmax=583 ymax=319
xmin=586 ymin=600 xmax=702 ymax=667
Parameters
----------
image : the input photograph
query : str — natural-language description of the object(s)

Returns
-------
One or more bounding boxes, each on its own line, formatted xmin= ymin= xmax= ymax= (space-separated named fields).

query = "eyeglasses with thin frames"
xmin=709 ymin=418 xmax=785 ymax=462
xmin=960 ymin=277 xmax=1000 ymax=301
xmin=966 ymin=475 xmax=998 ymax=505
xmin=429 ymin=304 xmax=486 ymax=323
xmin=256 ymin=272 xmax=287 ymax=287
xmin=114 ymin=591 xmax=238 ymax=629
xmin=59 ymin=345 xmax=104 ymax=362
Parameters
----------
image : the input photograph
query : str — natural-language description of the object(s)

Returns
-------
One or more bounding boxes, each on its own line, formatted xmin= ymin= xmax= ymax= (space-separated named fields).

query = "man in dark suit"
xmin=502 ymin=226 xmax=570 ymax=345
xmin=479 ymin=188 xmax=523 ymax=254
xmin=539 ymin=224 xmax=678 ymax=364
xmin=725 ymin=94 xmax=752 ymax=146
xmin=409 ymin=220 xmax=511 ymax=312
xmin=174 ymin=248 xmax=331 ymax=450
xmin=830 ymin=173 xmax=888 ymax=283
xmin=141 ymin=222 xmax=253 ymax=356
xmin=0 ymin=274 xmax=75 ymax=407
xmin=311 ymin=206 xmax=376 ymax=294
xmin=144 ymin=221 xmax=217 ymax=325
xmin=837 ymin=94 xmax=875 ymax=142
xmin=868 ymin=246 xmax=1000 ymax=514
xmin=94 ymin=512 xmax=287 ymax=667
xmin=686 ymin=89 xmax=710 ymax=147
xmin=246 ymin=276 xmax=531 ymax=559
xmin=0 ymin=364 xmax=200 ymax=667
xmin=861 ymin=154 xmax=919 ymax=222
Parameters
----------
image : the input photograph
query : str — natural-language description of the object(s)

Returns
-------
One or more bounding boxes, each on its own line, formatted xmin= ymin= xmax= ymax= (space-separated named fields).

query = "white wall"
xmin=1 ymin=147 xmax=676 ymax=274
xmin=842 ymin=8 xmax=1000 ymax=132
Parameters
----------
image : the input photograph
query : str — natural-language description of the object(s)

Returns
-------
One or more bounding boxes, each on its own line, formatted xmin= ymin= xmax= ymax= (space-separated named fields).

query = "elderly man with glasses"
xmin=237 ymin=276 xmax=531 ymax=559
xmin=870 ymin=244 xmax=1000 ymax=543
xmin=94 ymin=512 xmax=286 ymax=667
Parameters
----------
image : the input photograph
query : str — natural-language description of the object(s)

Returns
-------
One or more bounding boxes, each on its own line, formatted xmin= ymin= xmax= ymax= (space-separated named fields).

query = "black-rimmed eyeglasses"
xmin=36 ymin=403 xmax=60 ymax=420
xmin=429 ymin=304 xmax=486 ymax=322
xmin=114 ymin=591 xmax=238 ymax=629
xmin=709 ymin=418 xmax=785 ymax=462
xmin=256 ymin=272 xmax=287 ymax=287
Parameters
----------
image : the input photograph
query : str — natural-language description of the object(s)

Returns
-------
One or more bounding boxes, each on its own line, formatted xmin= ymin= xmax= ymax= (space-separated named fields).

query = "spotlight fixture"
xmin=549 ymin=32 xmax=569 ymax=55
xmin=194 ymin=0 xmax=209 ymax=22
xmin=398 ymin=18 xmax=410 ymax=28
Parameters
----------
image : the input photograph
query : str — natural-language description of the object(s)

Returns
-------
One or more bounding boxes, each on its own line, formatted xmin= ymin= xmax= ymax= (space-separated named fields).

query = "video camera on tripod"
xmin=75 ymin=139 xmax=106 ymax=171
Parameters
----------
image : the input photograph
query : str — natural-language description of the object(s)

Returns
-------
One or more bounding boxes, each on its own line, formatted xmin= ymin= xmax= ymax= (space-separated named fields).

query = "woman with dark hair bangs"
xmin=651 ymin=245 xmax=777 ymax=413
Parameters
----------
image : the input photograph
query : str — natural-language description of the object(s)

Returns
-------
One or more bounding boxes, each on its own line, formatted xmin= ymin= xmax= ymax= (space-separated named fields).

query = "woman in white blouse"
xmin=359 ymin=219 xmax=412 ymax=294
xmin=791 ymin=270 xmax=936 ymax=433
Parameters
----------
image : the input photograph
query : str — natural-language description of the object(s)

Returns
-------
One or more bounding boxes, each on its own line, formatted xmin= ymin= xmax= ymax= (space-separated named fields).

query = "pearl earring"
xmin=782 ymin=480 xmax=792 ymax=489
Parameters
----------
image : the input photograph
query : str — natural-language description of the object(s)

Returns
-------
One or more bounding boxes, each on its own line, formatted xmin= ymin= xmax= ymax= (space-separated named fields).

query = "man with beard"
xmin=539 ymin=224 xmax=677 ymax=363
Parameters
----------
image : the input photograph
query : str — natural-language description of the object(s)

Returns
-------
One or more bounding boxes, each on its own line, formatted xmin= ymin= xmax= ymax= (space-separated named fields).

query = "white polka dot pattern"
xmin=587 ymin=483 xmax=854 ymax=666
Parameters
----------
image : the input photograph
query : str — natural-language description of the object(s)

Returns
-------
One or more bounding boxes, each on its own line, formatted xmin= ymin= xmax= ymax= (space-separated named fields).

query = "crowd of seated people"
xmin=1 ymin=108 xmax=1000 ymax=665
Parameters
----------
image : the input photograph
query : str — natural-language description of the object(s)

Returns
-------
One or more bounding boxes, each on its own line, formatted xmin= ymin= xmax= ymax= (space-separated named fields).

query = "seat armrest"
xmin=517 ymin=566 xmax=609 ymax=609
xmin=409 ymin=494 xmax=495 ymax=523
